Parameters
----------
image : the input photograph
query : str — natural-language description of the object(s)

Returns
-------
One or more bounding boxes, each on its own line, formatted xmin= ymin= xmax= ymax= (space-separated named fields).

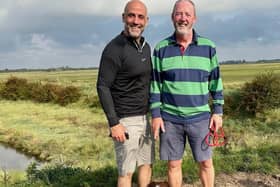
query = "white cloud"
xmin=30 ymin=34 xmax=58 ymax=51
xmin=1 ymin=0 xmax=278 ymax=16
xmin=0 ymin=9 xmax=8 ymax=25
xmin=0 ymin=0 xmax=280 ymax=69
xmin=0 ymin=9 xmax=8 ymax=18
xmin=218 ymin=38 xmax=280 ymax=61
xmin=0 ymin=33 xmax=104 ymax=69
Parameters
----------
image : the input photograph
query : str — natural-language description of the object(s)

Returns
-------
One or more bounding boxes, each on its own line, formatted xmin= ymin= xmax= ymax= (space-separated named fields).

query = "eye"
xmin=127 ymin=13 xmax=135 ymax=18
xmin=175 ymin=12 xmax=183 ymax=17
xmin=138 ymin=15 xmax=145 ymax=20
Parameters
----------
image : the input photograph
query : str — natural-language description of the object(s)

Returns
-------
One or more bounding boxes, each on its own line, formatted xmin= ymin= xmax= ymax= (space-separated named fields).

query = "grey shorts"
xmin=113 ymin=115 xmax=155 ymax=176
xmin=160 ymin=119 xmax=212 ymax=162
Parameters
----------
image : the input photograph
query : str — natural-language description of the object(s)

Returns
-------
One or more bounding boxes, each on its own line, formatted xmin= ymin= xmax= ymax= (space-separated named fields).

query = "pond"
xmin=0 ymin=144 xmax=38 ymax=170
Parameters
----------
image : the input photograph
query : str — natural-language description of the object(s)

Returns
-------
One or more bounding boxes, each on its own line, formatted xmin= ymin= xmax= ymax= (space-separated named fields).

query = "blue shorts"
xmin=160 ymin=119 xmax=212 ymax=162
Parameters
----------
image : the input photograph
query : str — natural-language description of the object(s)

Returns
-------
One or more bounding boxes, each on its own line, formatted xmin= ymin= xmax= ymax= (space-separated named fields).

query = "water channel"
xmin=0 ymin=144 xmax=38 ymax=170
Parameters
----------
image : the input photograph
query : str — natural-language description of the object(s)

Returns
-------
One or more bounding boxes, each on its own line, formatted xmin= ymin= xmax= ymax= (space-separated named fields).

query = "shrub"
xmin=239 ymin=71 xmax=280 ymax=115
xmin=0 ymin=82 xmax=4 ymax=99
xmin=0 ymin=76 xmax=31 ymax=100
xmin=88 ymin=95 xmax=102 ymax=108
xmin=223 ymin=90 xmax=242 ymax=116
xmin=30 ymin=82 xmax=53 ymax=103
xmin=0 ymin=77 xmax=81 ymax=106
xmin=55 ymin=86 xmax=81 ymax=106
xmin=26 ymin=163 xmax=117 ymax=187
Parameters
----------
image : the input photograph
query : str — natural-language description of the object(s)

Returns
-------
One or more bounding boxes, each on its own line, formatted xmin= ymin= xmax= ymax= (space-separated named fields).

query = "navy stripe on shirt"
xmin=209 ymin=67 xmax=221 ymax=81
xmin=162 ymin=69 xmax=209 ymax=82
xmin=154 ymin=45 xmax=216 ymax=59
xmin=162 ymin=92 xmax=209 ymax=107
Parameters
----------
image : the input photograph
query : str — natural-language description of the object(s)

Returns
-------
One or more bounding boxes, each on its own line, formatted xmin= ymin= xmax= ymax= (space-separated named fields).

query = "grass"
xmin=0 ymin=100 xmax=112 ymax=167
xmin=0 ymin=70 xmax=98 ymax=97
xmin=0 ymin=63 xmax=279 ymax=186
xmin=220 ymin=63 xmax=280 ymax=90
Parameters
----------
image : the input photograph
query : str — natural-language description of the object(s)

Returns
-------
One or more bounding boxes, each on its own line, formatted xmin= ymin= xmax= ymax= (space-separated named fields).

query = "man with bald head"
xmin=97 ymin=0 xmax=154 ymax=186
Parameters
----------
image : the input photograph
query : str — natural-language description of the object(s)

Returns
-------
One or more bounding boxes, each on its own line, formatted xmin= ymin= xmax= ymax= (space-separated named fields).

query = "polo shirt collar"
xmin=169 ymin=29 xmax=198 ymax=45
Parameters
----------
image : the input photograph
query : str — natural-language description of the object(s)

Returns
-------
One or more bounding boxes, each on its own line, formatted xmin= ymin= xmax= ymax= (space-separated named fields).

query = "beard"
xmin=124 ymin=24 xmax=144 ymax=39
xmin=174 ymin=22 xmax=193 ymax=35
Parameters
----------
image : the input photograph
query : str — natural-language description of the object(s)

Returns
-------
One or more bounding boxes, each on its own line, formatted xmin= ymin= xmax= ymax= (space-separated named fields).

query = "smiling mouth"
xmin=130 ymin=26 xmax=142 ymax=32
xmin=130 ymin=25 xmax=141 ymax=29
xmin=177 ymin=23 xmax=188 ymax=27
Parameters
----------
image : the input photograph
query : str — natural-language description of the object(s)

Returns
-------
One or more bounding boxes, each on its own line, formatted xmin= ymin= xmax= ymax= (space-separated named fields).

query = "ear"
xmin=171 ymin=13 xmax=175 ymax=22
xmin=193 ymin=15 xmax=197 ymax=24
xmin=146 ymin=16 xmax=149 ymax=26
xmin=122 ymin=13 xmax=125 ymax=23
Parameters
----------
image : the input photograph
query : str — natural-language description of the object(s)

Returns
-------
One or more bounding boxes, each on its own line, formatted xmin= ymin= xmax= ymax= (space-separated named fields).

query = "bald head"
xmin=124 ymin=0 xmax=148 ymax=15
xmin=122 ymin=0 xmax=149 ymax=40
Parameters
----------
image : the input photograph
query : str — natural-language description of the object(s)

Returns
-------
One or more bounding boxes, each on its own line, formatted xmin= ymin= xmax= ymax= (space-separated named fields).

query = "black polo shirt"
xmin=97 ymin=32 xmax=152 ymax=127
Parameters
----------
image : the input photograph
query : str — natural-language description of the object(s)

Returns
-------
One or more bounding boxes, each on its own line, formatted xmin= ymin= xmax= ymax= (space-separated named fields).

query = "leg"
xmin=168 ymin=160 xmax=182 ymax=187
xmin=137 ymin=115 xmax=155 ymax=187
xmin=159 ymin=121 xmax=185 ymax=187
xmin=199 ymin=158 xmax=214 ymax=187
xmin=114 ymin=116 xmax=144 ymax=187
xmin=138 ymin=164 xmax=152 ymax=187
xmin=118 ymin=173 xmax=133 ymax=187
xmin=185 ymin=119 xmax=213 ymax=187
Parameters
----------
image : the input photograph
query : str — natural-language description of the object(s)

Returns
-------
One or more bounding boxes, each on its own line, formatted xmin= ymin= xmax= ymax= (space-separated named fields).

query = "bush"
xmin=0 ymin=76 xmax=81 ymax=106
xmin=30 ymin=83 xmax=54 ymax=103
xmin=0 ymin=76 xmax=31 ymax=100
xmin=0 ymin=82 xmax=4 ymax=99
xmin=223 ymin=90 xmax=242 ymax=116
xmin=55 ymin=86 xmax=81 ymax=106
xmin=239 ymin=72 xmax=280 ymax=115
xmin=26 ymin=163 xmax=117 ymax=187
xmin=88 ymin=95 xmax=102 ymax=108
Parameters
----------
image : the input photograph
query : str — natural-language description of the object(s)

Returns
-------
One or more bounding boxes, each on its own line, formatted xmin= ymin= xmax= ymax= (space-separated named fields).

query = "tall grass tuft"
xmin=239 ymin=71 xmax=280 ymax=116
xmin=0 ymin=76 xmax=31 ymax=100
xmin=0 ymin=76 xmax=81 ymax=106
xmin=223 ymin=71 xmax=280 ymax=117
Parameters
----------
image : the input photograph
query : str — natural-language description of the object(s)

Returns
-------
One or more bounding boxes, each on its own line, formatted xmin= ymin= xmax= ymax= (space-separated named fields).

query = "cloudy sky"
xmin=0 ymin=0 xmax=280 ymax=69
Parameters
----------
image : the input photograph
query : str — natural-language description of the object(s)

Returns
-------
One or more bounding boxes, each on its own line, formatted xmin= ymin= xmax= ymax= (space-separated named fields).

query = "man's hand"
xmin=210 ymin=114 xmax=223 ymax=132
xmin=152 ymin=117 xmax=165 ymax=140
xmin=110 ymin=124 xmax=127 ymax=142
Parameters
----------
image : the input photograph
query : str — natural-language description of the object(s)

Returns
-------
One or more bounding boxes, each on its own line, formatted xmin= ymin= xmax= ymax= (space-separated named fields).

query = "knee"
xmin=199 ymin=159 xmax=213 ymax=169
xmin=120 ymin=172 xmax=133 ymax=179
xmin=168 ymin=160 xmax=182 ymax=171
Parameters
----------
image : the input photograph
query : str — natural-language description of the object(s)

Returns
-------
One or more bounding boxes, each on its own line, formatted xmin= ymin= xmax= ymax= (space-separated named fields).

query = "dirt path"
xmin=136 ymin=172 xmax=280 ymax=187
xmin=182 ymin=172 xmax=280 ymax=187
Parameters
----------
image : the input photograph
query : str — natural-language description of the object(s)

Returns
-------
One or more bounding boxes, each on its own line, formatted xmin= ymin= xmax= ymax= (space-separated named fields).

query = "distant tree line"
xmin=221 ymin=59 xmax=280 ymax=65
xmin=0 ymin=66 xmax=98 ymax=73
xmin=1 ymin=59 xmax=280 ymax=72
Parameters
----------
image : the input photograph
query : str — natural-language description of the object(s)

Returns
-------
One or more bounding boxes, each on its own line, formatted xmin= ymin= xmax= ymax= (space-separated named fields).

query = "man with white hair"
xmin=150 ymin=0 xmax=224 ymax=186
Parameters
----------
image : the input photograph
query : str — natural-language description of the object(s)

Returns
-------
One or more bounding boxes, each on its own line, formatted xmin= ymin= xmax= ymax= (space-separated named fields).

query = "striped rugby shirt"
xmin=150 ymin=30 xmax=224 ymax=124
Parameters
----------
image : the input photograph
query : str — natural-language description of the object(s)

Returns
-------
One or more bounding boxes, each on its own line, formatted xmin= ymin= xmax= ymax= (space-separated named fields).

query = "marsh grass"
xmin=0 ymin=63 xmax=279 ymax=186
xmin=0 ymin=100 xmax=114 ymax=167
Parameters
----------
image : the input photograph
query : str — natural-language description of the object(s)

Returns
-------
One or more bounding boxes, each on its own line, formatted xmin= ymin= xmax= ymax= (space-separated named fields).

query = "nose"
xmin=179 ymin=14 xmax=187 ymax=21
xmin=132 ymin=16 xmax=140 ymax=25
xmin=176 ymin=12 xmax=188 ymax=22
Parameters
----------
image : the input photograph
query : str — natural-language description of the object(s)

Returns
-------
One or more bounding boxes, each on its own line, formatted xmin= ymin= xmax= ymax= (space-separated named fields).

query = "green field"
xmin=221 ymin=63 xmax=280 ymax=89
xmin=0 ymin=63 xmax=279 ymax=186
xmin=1 ymin=63 xmax=279 ymax=90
